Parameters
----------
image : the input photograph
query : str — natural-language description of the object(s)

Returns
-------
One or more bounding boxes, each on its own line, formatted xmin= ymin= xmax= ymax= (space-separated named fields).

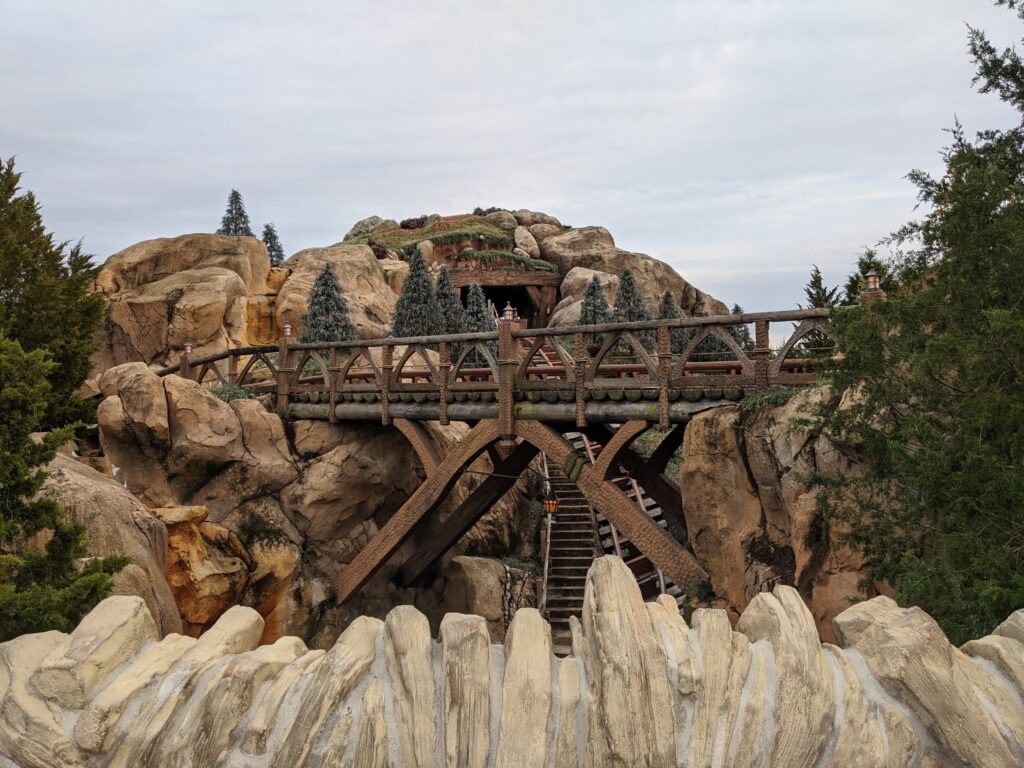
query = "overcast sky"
xmin=1 ymin=1 xmax=1018 ymax=311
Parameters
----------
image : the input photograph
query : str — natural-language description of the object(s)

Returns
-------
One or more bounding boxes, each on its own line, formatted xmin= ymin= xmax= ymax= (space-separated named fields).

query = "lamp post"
xmin=860 ymin=269 xmax=886 ymax=304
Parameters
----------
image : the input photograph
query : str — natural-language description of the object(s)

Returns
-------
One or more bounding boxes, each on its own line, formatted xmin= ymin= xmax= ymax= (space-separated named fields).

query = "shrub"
xmin=399 ymin=216 xmax=428 ymax=230
xmin=367 ymin=239 xmax=389 ymax=260
xmin=210 ymin=383 xmax=252 ymax=402
xmin=456 ymin=249 xmax=555 ymax=272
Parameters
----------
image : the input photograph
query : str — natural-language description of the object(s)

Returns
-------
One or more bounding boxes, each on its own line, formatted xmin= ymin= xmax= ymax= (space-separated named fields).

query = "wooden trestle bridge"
xmin=158 ymin=308 xmax=835 ymax=609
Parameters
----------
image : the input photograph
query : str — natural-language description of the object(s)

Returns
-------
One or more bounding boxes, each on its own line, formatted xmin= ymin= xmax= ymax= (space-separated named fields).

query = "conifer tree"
xmin=579 ymin=275 xmax=611 ymax=354
xmin=843 ymin=247 xmax=892 ymax=303
xmin=0 ymin=157 xmax=105 ymax=428
xmin=391 ymin=252 xmax=440 ymax=338
xmin=657 ymin=289 xmax=690 ymax=354
xmin=727 ymin=304 xmax=754 ymax=352
xmin=799 ymin=265 xmax=840 ymax=355
xmin=216 ymin=189 xmax=254 ymax=237
xmin=0 ymin=335 xmax=128 ymax=640
xmin=460 ymin=283 xmax=497 ymax=366
xmin=435 ymin=266 xmax=464 ymax=336
xmin=300 ymin=263 xmax=357 ymax=343
xmin=613 ymin=268 xmax=654 ymax=348
xmin=262 ymin=223 xmax=285 ymax=267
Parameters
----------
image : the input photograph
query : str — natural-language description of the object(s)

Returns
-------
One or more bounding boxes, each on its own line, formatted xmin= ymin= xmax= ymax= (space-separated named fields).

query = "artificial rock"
xmin=1 ymin=556 xmax=1021 ymax=767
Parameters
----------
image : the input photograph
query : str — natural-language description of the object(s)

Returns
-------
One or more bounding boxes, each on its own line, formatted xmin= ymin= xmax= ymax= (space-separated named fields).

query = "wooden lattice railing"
xmin=157 ymin=308 xmax=836 ymax=431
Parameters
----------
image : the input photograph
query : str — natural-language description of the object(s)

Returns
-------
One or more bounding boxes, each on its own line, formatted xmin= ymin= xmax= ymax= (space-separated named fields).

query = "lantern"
xmin=544 ymin=490 xmax=559 ymax=516
xmin=501 ymin=302 xmax=516 ymax=322
xmin=283 ymin=322 xmax=293 ymax=338
xmin=865 ymin=269 xmax=879 ymax=292
xmin=184 ymin=341 xmax=193 ymax=355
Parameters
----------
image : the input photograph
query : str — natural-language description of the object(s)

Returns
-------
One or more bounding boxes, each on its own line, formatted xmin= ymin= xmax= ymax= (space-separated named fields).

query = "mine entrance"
xmin=461 ymin=284 xmax=536 ymax=326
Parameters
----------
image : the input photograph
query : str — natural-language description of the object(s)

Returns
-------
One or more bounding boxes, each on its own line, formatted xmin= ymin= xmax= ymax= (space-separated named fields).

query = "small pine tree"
xmin=798 ymin=265 xmax=840 ymax=356
xmin=262 ymin=223 xmax=285 ymax=267
xmin=216 ymin=189 xmax=254 ymax=237
xmin=843 ymin=247 xmax=891 ymax=303
xmin=460 ymin=283 xmax=497 ymax=366
xmin=579 ymin=275 xmax=611 ymax=354
xmin=391 ymin=252 xmax=441 ymax=338
xmin=0 ymin=335 xmax=128 ymax=640
xmin=300 ymin=263 xmax=357 ymax=343
xmin=657 ymin=290 xmax=691 ymax=354
xmin=727 ymin=304 xmax=754 ymax=352
xmin=613 ymin=268 xmax=654 ymax=349
xmin=435 ymin=267 xmax=464 ymax=336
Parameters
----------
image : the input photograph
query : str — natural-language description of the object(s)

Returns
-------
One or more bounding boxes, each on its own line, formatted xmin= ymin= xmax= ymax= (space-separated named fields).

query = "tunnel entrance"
xmin=460 ymin=284 xmax=535 ymax=326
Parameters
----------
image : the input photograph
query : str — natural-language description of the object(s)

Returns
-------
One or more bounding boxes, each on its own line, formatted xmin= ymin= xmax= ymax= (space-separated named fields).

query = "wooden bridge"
xmin=158 ymin=308 xmax=835 ymax=605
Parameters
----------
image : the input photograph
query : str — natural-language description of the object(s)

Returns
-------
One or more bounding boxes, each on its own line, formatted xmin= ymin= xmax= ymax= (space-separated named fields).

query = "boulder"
xmin=549 ymin=267 xmax=618 ymax=328
xmin=513 ymin=226 xmax=540 ymax=259
xmin=39 ymin=454 xmax=181 ymax=636
xmin=379 ymin=256 xmax=409 ymax=295
xmin=441 ymin=556 xmax=536 ymax=642
xmin=540 ymin=226 xmax=727 ymax=315
xmin=277 ymin=244 xmax=398 ymax=338
xmin=342 ymin=215 xmax=393 ymax=241
xmin=529 ymin=222 xmax=562 ymax=242
xmin=484 ymin=210 xmax=518 ymax=231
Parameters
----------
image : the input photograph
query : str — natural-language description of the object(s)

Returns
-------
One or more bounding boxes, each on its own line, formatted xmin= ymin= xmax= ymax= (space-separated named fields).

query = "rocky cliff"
xmin=2 ymin=556 xmax=1021 ymax=767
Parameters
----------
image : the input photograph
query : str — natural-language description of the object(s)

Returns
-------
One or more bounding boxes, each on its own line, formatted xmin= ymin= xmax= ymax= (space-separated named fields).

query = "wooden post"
xmin=380 ymin=345 xmax=393 ymax=426
xmin=439 ymin=341 xmax=451 ymax=426
xmin=227 ymin=349 xmax=238 ymax=385
xmin=497 ymin=320 xmax=517 ymax=455
xmin=657 ymin=325 xmax=671 ymax=429
xmin=754 ymin=319 xmax=770 ymax=389
xmin=179 ymin=342 xmax=194 ymax=381
xmin=574 ymin=331 xmax=587 ymax=428
xmin=277 ymin=324 xmax=293 ymax=411
xmin=328 ymin=347 xmax=340 ymax=425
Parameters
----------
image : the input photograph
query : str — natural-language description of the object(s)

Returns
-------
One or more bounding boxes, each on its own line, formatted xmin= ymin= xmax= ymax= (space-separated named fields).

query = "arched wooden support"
xmin=648 ymin=422 xmax=687 ymax=476
xmin=393 ymin=418 xmax=442 ymax=473
xmin=590 ymin=420 xmax=650 ymax=480
xmin=514 ymin=420 xmax=708 ymax=592
xmin=584 ymin=423 xmax=688 ymax=546
xmin=397 ymin=440 xmax=540 ymax=586
xmin=337 ymin=420 xmax=502 ymax=603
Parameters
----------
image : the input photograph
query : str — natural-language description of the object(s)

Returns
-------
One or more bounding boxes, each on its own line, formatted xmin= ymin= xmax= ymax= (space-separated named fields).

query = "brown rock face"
xmin=277 ymin=244 xmax=398 ymax=338
xmin=679 ymin=388 xmax=871 ymax=641
xmin=540 ymin=226 xmax=727 ymax=316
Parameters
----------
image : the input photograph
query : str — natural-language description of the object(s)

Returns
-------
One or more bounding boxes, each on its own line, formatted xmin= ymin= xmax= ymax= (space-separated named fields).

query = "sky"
xmin=0 ymin=1 xmax=1019 ymax=312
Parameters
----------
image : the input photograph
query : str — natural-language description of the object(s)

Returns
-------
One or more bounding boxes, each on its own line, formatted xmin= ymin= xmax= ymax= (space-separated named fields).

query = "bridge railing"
xmin=157 ymin=307 xmax=837 ymax=428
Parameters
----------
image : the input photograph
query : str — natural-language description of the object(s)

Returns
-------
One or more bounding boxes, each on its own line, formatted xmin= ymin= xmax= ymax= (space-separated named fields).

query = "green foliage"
xmin=346 ymin=214 xmax=512 ymax=253
xmin=472 ymin=206 xmax=505 ymax=216
xmin=399 ymin=216 xmax=428 ymax=229
xmin=813 ymin=5 xmax=1024 ymax=644
xmin=210 ymin=383 xmax=252 ymax=402
xmin=216 ymin=189 xmax=254 ymax=237
xmin=456 ymin=249 xmax=556 ymax=272
xmin=392 ymin=252 xmax=441 ymax=338
xmin=261 ymin=222 xmax=285 ymax=267
xmin=727 ymin=304 xmax=754 ymax=352
xmin=0 ymin=158 xmax=106 ymax=428
xmin=460 ymin=283 xmax=497 ymax=366
xmin=579 ymin=275 xmax=611 ymax=354
xmin=657 ymin=289 xmax=691 ymax=354
xmin=0 ymin=335 xmax=126 ymax=640
xmin=843 ymin=247 xmax=894 ymax=303
xmin=301 ymin=262 xmax=357 ymax=344
xmin=739 ymin=388 xmax=798 ymax=413
xmin=613 ymin=268 xmax=654 ymax=348
xmin=798 ymin=265 xmax=840 ymax=356
xmin=435 ymin=267 xmax=464 ymax=336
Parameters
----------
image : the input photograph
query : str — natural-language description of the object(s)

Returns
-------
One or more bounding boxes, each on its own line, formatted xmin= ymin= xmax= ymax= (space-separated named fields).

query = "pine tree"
xmin=0 ymin=335 xmax=127 ymax=640
xmin=435 ymin=266 xmax=464 ymax=336
xmin=216 ymin=189 xmax=254 ymax=237
xmin=613 ymin=268 xmax=654 ymax=349
xmin=727 ymin=304 xmax=754 ymax=352
xmin=391 ymin=252 xmax=440 ymax=338
xmin=798 ymin=265 xmax=840 ymax=355
xmin=0 ymin=157 xmax=106 ymax=428
xmin=262 ymin=223 xmax=285 ymax=267
xmin=460 ymin=283 xmax=497 ymax=366
xmin=579 ymin=275 xmax=611 ymax=354
xmin=657 ymin=290 xmax=690 ymax=354
xmin=300 ymin=263 xmax=357 ymax=343
xmin=843 ymin=247 xmax=891 ymax=303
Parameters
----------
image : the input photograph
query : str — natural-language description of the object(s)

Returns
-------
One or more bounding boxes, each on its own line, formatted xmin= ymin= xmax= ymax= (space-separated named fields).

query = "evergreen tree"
xmin=262 ymin=222 xmax=285 ymax=267
xmin=798 ymin=265 xmax=840 ymax=356
xmin=657 ymin=289 xmax=690 ymax=354
xmin=0 ymin=335 xmax=128 ymax=640
xmin=612 ymin=268 xmax=654 ymax=349
xmin=814 ymin=3 xmax=1024 ymax=643
xmin=843 ymin=247 xmax=892 ymax=303
xmin=460 ymin=283 xmax=497 ymax=366
xmin=391 ymin=252 xmax=440 ymax=338
xmin=216 ymin=189 xmax=254 ymax=237
xmin=579 ymin=275 xmax=611 ymax=354
xmin=0 ymin=157 xmax=105 ymax=428
xmin=300 ymin=263 xmax=357 ymax=344
xmin=727 ymin=304 xmax=754 ymax=352
xmin=435 ymin=266 xmax=464 ymax=336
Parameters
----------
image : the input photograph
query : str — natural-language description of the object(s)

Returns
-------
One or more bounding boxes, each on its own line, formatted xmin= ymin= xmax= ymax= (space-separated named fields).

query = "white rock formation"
xmin=1 ymin=556 xmax=1021 ymax=767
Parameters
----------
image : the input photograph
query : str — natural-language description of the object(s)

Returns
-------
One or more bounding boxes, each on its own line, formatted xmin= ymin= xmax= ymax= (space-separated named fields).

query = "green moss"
xmin=347 ymin=214 xmax=512 ymax=253
xmin=456 ymin=249 xmax=556 ymax=272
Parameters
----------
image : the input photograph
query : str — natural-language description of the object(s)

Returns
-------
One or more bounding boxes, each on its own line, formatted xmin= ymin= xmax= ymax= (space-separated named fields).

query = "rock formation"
xmin=2 ymin=556 xmax=1021 ymax=767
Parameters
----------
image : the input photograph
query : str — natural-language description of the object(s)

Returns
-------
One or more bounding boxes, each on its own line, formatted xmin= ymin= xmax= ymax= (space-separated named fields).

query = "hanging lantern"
xmin=544 ymin=490 xmax=560 ymax=515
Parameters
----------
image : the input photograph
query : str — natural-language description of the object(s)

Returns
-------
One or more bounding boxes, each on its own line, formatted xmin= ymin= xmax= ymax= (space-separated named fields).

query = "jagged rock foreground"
xmin=2 ymin=558 xmax=1022 ymax=768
